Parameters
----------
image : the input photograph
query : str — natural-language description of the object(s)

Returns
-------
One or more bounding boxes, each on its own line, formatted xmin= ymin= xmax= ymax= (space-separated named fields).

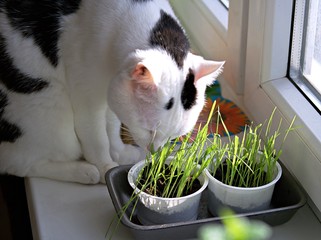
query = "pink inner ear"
xmin=194 ymin=60 xmax=225 ymax=84
xmin=131 ymin=63 xmax=157 ymax=102
xmin=132 ymin=63 xmax=153 ymax=82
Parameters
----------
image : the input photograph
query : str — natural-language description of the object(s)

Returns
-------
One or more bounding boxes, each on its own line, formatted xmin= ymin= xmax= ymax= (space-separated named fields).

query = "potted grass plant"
xmin=124 ymin=104 xmax=222 ymax=225
xmin=127 ymin=138 xmax=208 ymax=225
xmin=106 ymin=104 xmax=217 ymax=239
xmin=106 ymin=103 xmax=299 ymax=239
xmin=205 ymin=108 xmax=296 ymax=215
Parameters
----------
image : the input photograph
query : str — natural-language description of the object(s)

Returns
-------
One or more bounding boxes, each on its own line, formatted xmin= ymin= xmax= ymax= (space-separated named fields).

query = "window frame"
xmin=289 ymin=0 xmax=321 ymax=112
xmin=170 ymin=0 xmax=321 ymax=217
xmin=244 ymin=0 xmax=321 ymax=216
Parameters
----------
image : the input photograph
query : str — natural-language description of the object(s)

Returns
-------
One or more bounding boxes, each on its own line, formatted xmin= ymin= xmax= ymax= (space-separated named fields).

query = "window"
xmin=290 ymin=0 xmax=321 ymax=112
xmin=170 ymin=0 xmax=321 ymax=217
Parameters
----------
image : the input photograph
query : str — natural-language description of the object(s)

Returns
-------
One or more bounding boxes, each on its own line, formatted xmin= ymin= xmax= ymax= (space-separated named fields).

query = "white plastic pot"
xmin=128 ymin=160 xmax=208 ymax=225
xmin=205 ymin=161 xmax=282 ymax=215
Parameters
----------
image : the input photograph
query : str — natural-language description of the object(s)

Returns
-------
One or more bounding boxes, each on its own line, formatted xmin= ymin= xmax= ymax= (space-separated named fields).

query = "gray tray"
xmin=105 ymin=163 xmax=306 ymax=240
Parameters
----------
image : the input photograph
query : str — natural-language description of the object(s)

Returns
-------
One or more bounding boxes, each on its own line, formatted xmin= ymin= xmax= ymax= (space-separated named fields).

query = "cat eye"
xmin=165 ymin=97 xmax=174 ymax=110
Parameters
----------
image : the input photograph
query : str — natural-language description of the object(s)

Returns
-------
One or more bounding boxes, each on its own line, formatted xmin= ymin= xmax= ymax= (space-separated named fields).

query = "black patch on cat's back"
xmin=3 ymin=0 xmax=82 ymax=67
xmin=181 ymin=69 xmax=197 ymax=110
xmin=0 ymin=35 xmax=49 ymax=93
xmin=0 ymin=90 xmax=22 ymax=143
xmin=0 ymin=119 xmax=23 ymax=143
xmin=149 ymin=10 xmax=190 ymax=69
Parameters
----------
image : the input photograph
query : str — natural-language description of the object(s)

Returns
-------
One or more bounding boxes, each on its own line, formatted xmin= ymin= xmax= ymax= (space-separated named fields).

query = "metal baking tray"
xmin=105 ymin=162 xmax=306 ymax=240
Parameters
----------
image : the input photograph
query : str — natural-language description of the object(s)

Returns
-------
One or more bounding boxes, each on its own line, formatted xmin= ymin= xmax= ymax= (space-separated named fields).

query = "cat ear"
xmin=131 ymin=63 xmax=157 ymax=102
xmin=192 ymin=55 xmax=225 ymax=85
xmin=132 ymin=63 xmax=153 ymax=82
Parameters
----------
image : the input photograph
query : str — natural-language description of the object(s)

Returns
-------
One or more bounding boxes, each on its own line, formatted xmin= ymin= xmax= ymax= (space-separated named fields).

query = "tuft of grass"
xmin=137 ymin=100 xmax=217 ymax=198
xmin=210 ymin=108 xmax=297 ymax=187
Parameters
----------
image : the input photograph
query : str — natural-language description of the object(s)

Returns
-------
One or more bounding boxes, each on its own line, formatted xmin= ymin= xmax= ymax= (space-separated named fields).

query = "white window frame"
xmin=170 ymin=0 xmax=321 ymax=216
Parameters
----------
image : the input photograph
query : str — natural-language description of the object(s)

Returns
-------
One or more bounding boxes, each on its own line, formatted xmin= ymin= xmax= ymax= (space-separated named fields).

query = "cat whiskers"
xmin=121 ymin=121 xmax=164 ymax=153
xmin=120 ymin=123 xmax=137 ymax=146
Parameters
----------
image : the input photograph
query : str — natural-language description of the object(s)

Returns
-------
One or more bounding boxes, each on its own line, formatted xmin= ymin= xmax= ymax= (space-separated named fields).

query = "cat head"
xmin=108 ymin=49 xmax=224 ymax=151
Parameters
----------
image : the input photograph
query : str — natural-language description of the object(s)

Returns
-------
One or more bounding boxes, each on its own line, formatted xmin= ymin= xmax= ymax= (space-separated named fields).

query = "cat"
xmin=0 ymin=0 xmax=224 ymax=184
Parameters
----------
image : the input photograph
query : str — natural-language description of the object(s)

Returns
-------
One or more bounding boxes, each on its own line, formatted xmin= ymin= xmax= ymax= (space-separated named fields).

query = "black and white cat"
xmin=0 ymin=0 xmax=224 ymax=184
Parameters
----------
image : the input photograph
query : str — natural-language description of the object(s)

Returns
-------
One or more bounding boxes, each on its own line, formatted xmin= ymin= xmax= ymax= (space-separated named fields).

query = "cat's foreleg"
xmin=27 ymin=160 xmax=100 ymax=184
xmin=106 ymin=108 xmax=145 ymax=165
xmin=73 ymin=107 xmax=119 ymax=183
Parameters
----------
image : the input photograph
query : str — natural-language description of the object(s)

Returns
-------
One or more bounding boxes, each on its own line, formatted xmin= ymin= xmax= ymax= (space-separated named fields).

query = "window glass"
xmin=289 ymin=0 xmax=321 ymax=112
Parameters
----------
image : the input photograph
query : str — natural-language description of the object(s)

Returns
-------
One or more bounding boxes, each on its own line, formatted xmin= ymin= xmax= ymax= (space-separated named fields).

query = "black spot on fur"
xmin=181 ymin=69 xmax=197 ymax=110
xmin=0 ymin=119 xmax=23 ymax=143
xmin=150 ymin=10 xmax=190 ymax=68
xmin=165 ymin=97 xmax=174 ymax=110
xmin=3 ymin=0 xmax=82 ymax=67
xmin=0 ymin=35 xmax=49 ymax=93
xmin=0 ymin=90 xmax=22 ymax=143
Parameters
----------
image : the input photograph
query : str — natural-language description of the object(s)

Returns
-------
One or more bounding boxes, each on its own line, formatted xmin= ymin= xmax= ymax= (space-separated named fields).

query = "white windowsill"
xmin=25 ymin=177 xmax=321 ymax=240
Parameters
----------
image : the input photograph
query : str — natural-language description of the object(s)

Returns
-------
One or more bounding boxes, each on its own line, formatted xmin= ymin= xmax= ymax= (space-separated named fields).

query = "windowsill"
xmin=25 ymin=177 xmax=321 ymax=240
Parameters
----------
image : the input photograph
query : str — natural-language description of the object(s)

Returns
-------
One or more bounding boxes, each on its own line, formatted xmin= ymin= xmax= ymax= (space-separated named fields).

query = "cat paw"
xmin=115 ymin=144 xmax=145 ymax=165
xmin=76 ymin=164 xmax=100 ymax=184
xmin=98 ymin=162 xmax=119 ymax=183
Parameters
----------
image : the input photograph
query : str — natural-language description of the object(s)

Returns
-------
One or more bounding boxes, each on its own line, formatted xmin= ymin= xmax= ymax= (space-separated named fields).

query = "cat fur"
xmin=0 ymin=0 xmax=224 ymax=183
